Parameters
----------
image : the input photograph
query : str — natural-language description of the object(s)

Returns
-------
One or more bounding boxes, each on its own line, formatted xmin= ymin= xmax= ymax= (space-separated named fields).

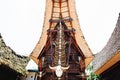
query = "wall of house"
xmin=26 ymin=72 xmax=37 ymax=80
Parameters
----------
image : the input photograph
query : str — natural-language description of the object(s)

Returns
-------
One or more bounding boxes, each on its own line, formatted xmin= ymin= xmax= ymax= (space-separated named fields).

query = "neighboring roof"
xmin=0 ymin=35 xmax=30 ymax=75
xmin=93 ymin=13 xmax=120 ymax=74
xmin=30 ymin=0 xmax=94 ymax=67
xmin=95 ymin=51 xmax=120 ymax=74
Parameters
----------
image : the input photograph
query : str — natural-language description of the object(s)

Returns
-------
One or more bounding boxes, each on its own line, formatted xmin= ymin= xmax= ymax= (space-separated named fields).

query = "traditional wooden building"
xmin=93 ymin=13 xmax=120 ymax=80
xmin=0 ymin=34 xmax=30 ymax=80
xmin=30 ymin=0 xmax=94 ymax=80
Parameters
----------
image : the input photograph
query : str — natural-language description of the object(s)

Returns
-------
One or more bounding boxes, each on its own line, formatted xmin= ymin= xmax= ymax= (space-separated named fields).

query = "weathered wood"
xmin=30 ymin=0 xmax=94 ymax=66
xmin=30 ymin=0 xmax=94 ymax=79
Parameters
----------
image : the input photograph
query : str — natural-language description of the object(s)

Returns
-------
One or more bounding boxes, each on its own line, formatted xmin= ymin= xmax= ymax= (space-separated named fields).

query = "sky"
xmin=0 ymin=0 xmax=120 ymax=56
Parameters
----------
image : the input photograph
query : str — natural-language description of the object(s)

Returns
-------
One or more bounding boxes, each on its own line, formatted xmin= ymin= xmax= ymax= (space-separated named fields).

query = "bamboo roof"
xmin=30 ymin=0 xmax=94 ymax=67
xmin=0 ymin=35 xmax=30 ymax=75
xmin=93 ymin=13 xmax=120 ymax=74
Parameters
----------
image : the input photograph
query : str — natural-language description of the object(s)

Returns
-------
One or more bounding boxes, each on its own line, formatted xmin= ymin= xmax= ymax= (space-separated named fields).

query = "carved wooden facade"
xmin=30 ymin=0 xmax=94 ymax=80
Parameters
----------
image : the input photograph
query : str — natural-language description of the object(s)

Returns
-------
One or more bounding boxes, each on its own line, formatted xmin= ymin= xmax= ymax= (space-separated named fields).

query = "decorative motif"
xmin=49 ymin=21 xmax=70 ymax=78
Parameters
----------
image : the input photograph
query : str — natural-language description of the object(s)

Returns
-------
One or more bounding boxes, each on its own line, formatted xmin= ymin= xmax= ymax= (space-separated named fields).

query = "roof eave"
xmin=95 ymin=51 xmax=120 ymax=75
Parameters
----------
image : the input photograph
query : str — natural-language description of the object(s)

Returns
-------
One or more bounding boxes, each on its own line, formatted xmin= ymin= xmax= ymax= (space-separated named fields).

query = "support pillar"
xmin=38 ymin=58 xmax=42 ymax=80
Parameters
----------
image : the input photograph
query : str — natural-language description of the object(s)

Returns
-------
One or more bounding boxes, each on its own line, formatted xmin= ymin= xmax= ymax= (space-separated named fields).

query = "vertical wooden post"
xmin=39 ymin=58 xmax=42 ymax=71
xmin=38 ymin=58 xmax=42 ymax=80
xmin=82 ymin=77 xmax=85 ymax=80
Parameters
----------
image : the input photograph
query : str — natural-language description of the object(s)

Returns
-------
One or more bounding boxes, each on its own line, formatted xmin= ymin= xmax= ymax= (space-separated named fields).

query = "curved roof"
xmin=30 ymin=0 xmax=94 ymax=67
xmin=0 ymin=35 xmax=30 ymax=75
xmin=93 ymin=13 xmax=120 ymax=74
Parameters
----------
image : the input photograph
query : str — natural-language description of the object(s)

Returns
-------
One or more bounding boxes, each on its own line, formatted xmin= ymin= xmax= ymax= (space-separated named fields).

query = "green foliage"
xmin=87 ymin=72 xmax=101 ymax=80
xmin=86 ymin=64 xmax=93 ymax=71
xmin=86 ymin=64 xmax=101 ymax=80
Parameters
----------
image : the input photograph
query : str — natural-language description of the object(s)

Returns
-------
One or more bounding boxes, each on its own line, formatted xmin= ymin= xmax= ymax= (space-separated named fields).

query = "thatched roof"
xmin=93 ymin=13 xmax=120 ymax=73
xmin=30 ymin=0 xmax=94 ymax=67
xmin=0 ymin=34 xmax=30 ymax=75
